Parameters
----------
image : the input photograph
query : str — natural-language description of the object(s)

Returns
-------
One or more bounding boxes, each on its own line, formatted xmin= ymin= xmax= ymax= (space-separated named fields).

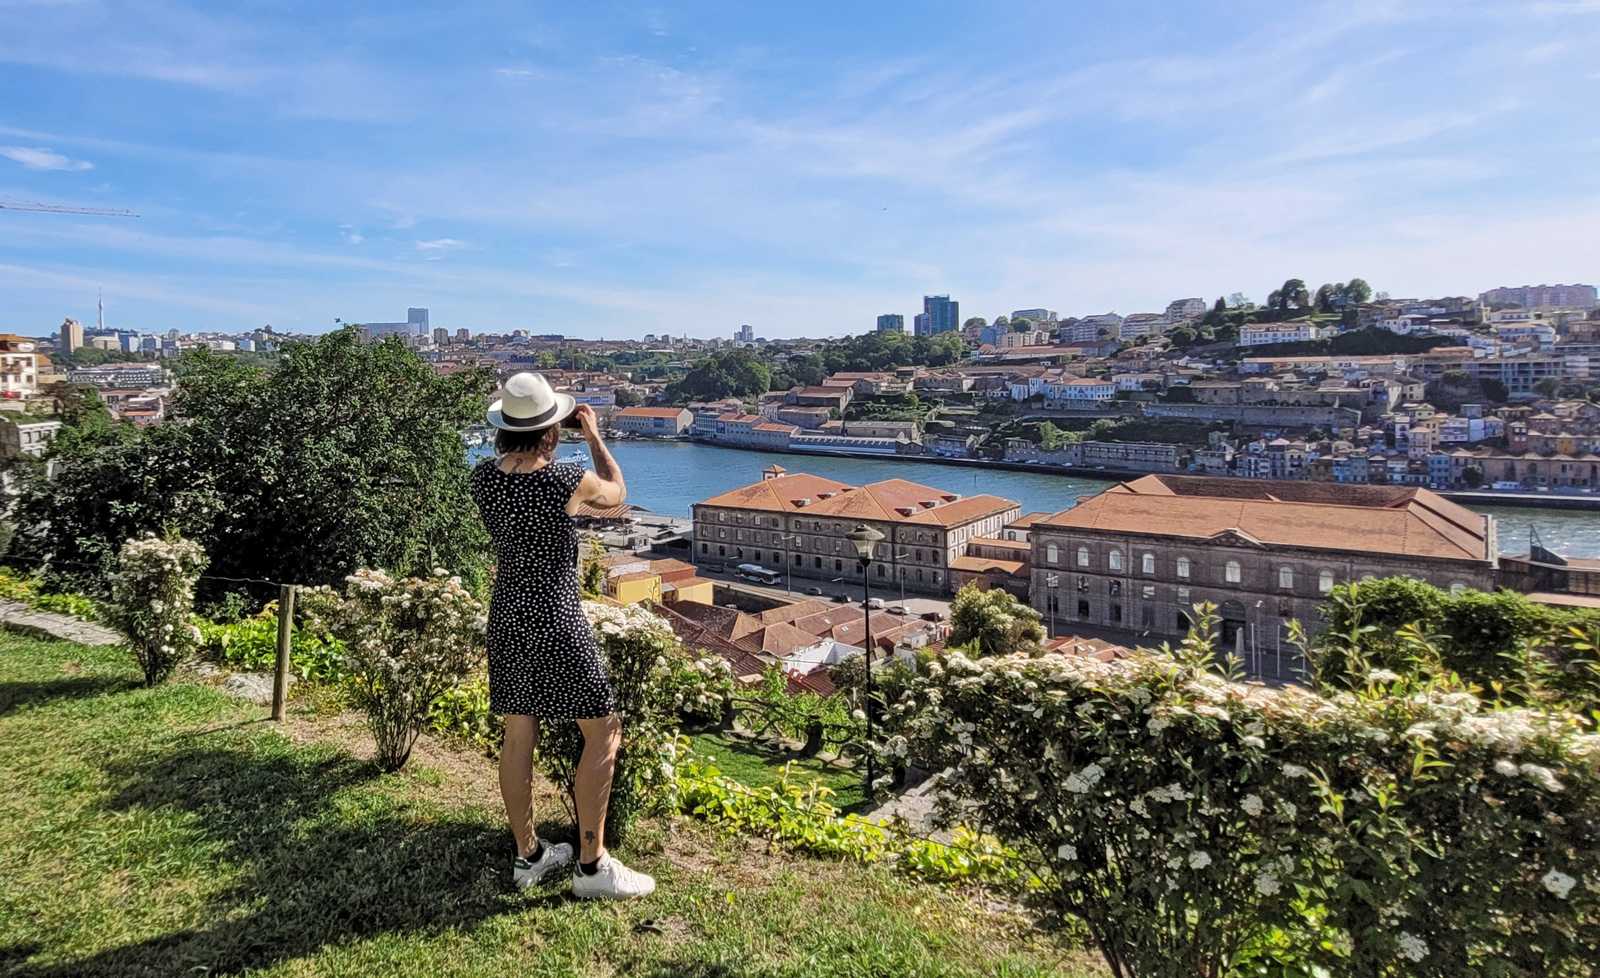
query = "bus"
xmin=735 ymin=563 xmax=781 ymax=586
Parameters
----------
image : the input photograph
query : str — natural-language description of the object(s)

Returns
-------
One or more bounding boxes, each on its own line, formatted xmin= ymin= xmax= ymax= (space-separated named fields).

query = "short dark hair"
xmin=494 ymin=425 xmax=558 ymax=458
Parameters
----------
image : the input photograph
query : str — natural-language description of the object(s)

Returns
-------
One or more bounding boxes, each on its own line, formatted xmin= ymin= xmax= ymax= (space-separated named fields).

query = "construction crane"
xmin=0 ymin=199 xmax=138 ymax=218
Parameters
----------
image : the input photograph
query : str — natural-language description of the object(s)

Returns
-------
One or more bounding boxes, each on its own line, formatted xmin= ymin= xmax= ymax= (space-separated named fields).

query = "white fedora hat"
xmin=486 ymin=371 xmax=577 ymax=431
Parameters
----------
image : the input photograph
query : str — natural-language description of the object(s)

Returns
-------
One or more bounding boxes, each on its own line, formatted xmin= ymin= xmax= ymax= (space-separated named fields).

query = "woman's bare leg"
xmin=574 ymin=714 xmax=622 ymax=862
xmin=500 ymin=714 xmax=540 ymax=857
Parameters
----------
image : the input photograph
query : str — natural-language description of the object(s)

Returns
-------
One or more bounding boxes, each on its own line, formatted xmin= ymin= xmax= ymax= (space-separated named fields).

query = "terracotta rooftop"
xmin=1039 ymin=474 xmax=1492 ymax=563
xmin=949 ymin=555 xmax=1027 ymax=576
xmin=966 ymin=536 xmax=1031 ymax=552
xmin=698 ymin=472 xmax=1018 ymax=527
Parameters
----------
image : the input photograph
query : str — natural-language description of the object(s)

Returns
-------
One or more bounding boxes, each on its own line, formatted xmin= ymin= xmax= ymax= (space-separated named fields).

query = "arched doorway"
xmin=1219 ymin=599 xmax=1247 ymax=656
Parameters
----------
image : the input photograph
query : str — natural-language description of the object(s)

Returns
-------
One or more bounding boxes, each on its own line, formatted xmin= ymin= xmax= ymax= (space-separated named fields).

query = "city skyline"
xmin=1 ymin=1 xmax=1598 ymax=338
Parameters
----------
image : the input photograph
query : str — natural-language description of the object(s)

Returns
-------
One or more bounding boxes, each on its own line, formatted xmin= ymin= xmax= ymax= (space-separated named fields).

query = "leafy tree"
xmin=1011 ymin=318 xmax=1034 ymax=333
xmin=613 ymin=387 xmax=643 ymax=408
xmin=1272 ymin=279 xmax=1309 ymax=311
xmin=1314 ymin=283 xmax=1337 ymax=312
xmin=1342 ymin=278 xmax=1372 ymax=305
xmin=11 ymin=329 xmax=494 ymax=598
xmin=1212 ymin=296 xmax=1227 ymax=314
xmin=666 ymin=349 xmax=772 ymax=401
xmin=947 ymin=583 xmax=1045 ymax=657
xmin=1534 ymin=378 xmax=1562 ymax=399
xmin=1462 ymin=466 xmax=1484 ymax=488
xmin=785 ymin=353 xmax=826 ymax=387
xmin=1480 ymin=378 xmax=1510 ymax=403
xmin=962 ymin=317 xmax=987 ymax=331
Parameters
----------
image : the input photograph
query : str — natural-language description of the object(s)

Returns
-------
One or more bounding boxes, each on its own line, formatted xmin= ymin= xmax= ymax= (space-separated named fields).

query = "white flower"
xmin=1254 ymin=872 xmax=1281 ymax=896
xmin=1493 ymin=759 xmax=1519 ymax=777
xmin=1147 ymin=716 xmax=1171 ymax=735
xmin=1240 ymin=735 xmax=1265 ymax=749
xmin=1240 ymin=794 xmax=1264 ymax=817
xmin=1282 ymin=763 xmax=1311 ymax=779
xmin=1056 ymin=843 xmax=1077 ymax=861
xmin=1519 ymin=763 xmax=1565 ymax=793
xmin=1367 ymin=668 xmax=1401 ymax=684
xmin=1542 ymin=869 xmax=1577 ymax=899
xmin=1188 ymin=851 xmax=1212 ymax=870
xmin=1396 ymin=932 xmax=1427 ymax=962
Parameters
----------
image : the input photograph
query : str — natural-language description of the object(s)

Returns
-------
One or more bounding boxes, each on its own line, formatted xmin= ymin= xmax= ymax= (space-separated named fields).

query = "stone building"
xmin=1030 ymin=475 xmax=1497 ymax=664
xmin=692 ymin=466 xmax=1020 ymax=596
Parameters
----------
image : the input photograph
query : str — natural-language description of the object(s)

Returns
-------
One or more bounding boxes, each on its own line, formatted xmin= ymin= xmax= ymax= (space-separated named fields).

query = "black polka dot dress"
xmin=470 ymin=458 xmax=617 ymax=720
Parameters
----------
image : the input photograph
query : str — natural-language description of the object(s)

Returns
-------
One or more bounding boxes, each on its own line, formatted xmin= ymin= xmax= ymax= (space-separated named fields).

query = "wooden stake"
xmin=271 ymin=584 xmax=297 ymax=722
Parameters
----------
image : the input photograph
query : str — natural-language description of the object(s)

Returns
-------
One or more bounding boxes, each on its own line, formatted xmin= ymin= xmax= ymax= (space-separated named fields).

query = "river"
xmin=472 ymin=440 xmax=1600 ymax=558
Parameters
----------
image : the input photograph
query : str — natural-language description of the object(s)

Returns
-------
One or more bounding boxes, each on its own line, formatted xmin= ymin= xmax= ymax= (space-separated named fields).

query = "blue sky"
xmin=0 ymin=0 xmax=1596 ymax=338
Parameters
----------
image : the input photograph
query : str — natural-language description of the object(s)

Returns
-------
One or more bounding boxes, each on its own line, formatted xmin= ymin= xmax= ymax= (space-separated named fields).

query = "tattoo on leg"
xmin=584 ymin=830 xmax=596 ymax=844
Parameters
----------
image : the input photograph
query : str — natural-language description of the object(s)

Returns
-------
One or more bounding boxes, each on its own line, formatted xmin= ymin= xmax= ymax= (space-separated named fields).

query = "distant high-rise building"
xmin=1011 ymin=308 xmax=1057 ymax=323
xmin=735 ymin=323 xmax=754 ymax=343
xmin=432 ymin=327 xmax=448 ymax=346
xmin=876 ymin=314 xmax=904 ymax=334
xmin=1480 ymin=284 xmax=1597 ymax=311
xmin=59 ymin=318 xmax=84 ymax=354
xmin=913 ymin=313 xmax=931 ymax=337
xmin=456 ymin=327 xmax=470 ymax=343
xmin=922 ymin=295 xmax=959 ymax=335
xmin=361 ymin=307 xmax=432 ymax=341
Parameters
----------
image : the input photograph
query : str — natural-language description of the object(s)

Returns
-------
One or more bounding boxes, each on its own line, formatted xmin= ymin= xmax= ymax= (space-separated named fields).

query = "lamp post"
xmin=847 ymin=523 xmax=886 ymax=792
xmin=779 ymin=533 xmax=802 ymax=596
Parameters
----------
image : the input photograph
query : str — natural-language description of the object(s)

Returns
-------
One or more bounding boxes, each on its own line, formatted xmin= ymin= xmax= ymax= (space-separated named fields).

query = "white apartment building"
xmin=1118 ymin=313 xmax=1167 ymax=340
xmin=1011 ymin=308 xmax=1057 ymax=323
xmin=1493 ymin=323 xmax=1557 ymax=349
xmin=1164 ymin=298 xmax=1207 ymax=323
xmin=0 ymin=335 xmax=40 ymax=399
xmin=1238 ymin=323 xmax=1332 ymax=347
xmin=1045 ymin=376 xmax=1116 ymax=402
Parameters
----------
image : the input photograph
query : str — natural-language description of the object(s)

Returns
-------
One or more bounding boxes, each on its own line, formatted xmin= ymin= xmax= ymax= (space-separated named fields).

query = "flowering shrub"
xmin=301 ymin=568 xmax=486 ymax=771
xmin=658 ymin=645 xmax=735 ymax=727
xmin=899 ymin=608 xmax=1600 ymax=978
xmin=535 ymin=600 xmax=689 ymax=846
xmin=107 ymin=534 xmax=208 ymax=686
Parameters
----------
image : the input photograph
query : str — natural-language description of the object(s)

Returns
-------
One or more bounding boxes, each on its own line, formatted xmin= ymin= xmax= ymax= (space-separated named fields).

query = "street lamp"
xmin=779 ymin=533 xmax=803 ymax=596
xmin=847 ymin=523 xmax=886 ymax=792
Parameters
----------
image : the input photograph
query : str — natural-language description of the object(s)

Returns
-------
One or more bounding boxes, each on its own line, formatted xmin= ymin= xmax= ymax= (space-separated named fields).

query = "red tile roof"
xmin=1040 ymin=475 xmax=1491 ymax=563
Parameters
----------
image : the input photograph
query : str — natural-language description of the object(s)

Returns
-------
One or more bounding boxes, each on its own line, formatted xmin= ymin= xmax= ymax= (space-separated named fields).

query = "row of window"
xmin=695 ymin=543 xmax=942 ymax=583
xmin=702 ymin=512 xmax=943 ymax=546
xmin=1042 ymin=544 xmax=1344 ymax=593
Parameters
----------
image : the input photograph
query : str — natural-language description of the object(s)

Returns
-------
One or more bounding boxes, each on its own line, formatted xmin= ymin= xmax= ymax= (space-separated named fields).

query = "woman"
xmin=470 ymin=371 xmax=655 ymax=900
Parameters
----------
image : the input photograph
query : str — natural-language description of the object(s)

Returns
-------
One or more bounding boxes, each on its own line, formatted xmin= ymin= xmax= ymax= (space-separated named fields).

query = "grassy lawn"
xmin=0 ymin=634 xmax=1099 ymax=978
xmin=687 ymin=732 xmax=867 ymax=812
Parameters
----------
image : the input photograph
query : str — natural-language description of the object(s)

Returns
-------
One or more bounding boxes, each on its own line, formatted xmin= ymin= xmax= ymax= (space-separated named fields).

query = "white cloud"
xmin=339 ymin=225 xmax=365 ymax=245
xmin=0 ymin=145 xmax=93 ymax=171
xmin=415 ymin=237 xmax=465 ymax=252
xmin=494 ymin=66 xmax=539 ymax=79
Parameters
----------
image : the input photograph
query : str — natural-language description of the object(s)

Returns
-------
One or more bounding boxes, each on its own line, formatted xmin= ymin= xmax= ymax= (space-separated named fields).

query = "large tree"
xmin=1275 ymin=279 xmax=1310 ymax=311
xmin=10 ymin=328 xmax=495 ymax=596
xmin=666 ymin=348 xmax=772 ymax=400
xmin=947 ymin=583 xmax=1045 ymax=657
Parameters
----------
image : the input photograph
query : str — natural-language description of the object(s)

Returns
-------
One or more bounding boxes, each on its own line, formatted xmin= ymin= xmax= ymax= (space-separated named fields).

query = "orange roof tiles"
xmin=949 ymin=555 xmax=1027 ymax=575
xmin=1040 ymin=475 xmax=1491 ymax=563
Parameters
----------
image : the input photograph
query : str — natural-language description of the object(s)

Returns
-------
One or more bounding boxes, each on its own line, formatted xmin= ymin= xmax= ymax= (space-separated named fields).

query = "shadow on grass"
xmin=0 ymin=677 xmax=137 ymax=718
xmin=11 ymin=742 xmax=557 ymax=978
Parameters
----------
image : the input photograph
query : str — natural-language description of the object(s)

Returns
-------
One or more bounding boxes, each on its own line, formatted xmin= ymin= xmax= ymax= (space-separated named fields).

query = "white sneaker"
xmin=513 ymin=842 xmax=573 ymax=889
xmin=571 ymin=853 xmax=656 ymax=900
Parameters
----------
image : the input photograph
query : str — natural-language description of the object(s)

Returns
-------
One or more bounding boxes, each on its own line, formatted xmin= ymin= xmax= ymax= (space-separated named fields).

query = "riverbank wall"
xmin=678 ymin=436 xmax=1600 ymax=511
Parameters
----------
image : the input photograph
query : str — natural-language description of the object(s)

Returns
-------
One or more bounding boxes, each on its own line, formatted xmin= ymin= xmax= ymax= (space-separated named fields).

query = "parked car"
xmin=831 ymin=593 xmax=851 ymax=604
xmin=805 ymin=586 xmax=824 ymax=596
xmin=866 ymin=597 xmax=885 ymax=610
xmin=889 ymin=605 xmax=908 ymax=616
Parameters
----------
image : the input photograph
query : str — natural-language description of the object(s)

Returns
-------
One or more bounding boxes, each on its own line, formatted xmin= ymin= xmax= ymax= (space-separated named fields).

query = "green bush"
xmin=900 ymin=606 xmax=1600 ymax=978
xmin=196 ymin=608 xmax=348 ymax=683
xmin=673 ymin=755 xmax=1025 ymax=890
xmin=1315 ymin=578 xmax=1600 ymax=709
xmin=107 ymin=534 xmax=208 ymax=686
xmin=426 ymin=676 xmax=497 ymax=753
